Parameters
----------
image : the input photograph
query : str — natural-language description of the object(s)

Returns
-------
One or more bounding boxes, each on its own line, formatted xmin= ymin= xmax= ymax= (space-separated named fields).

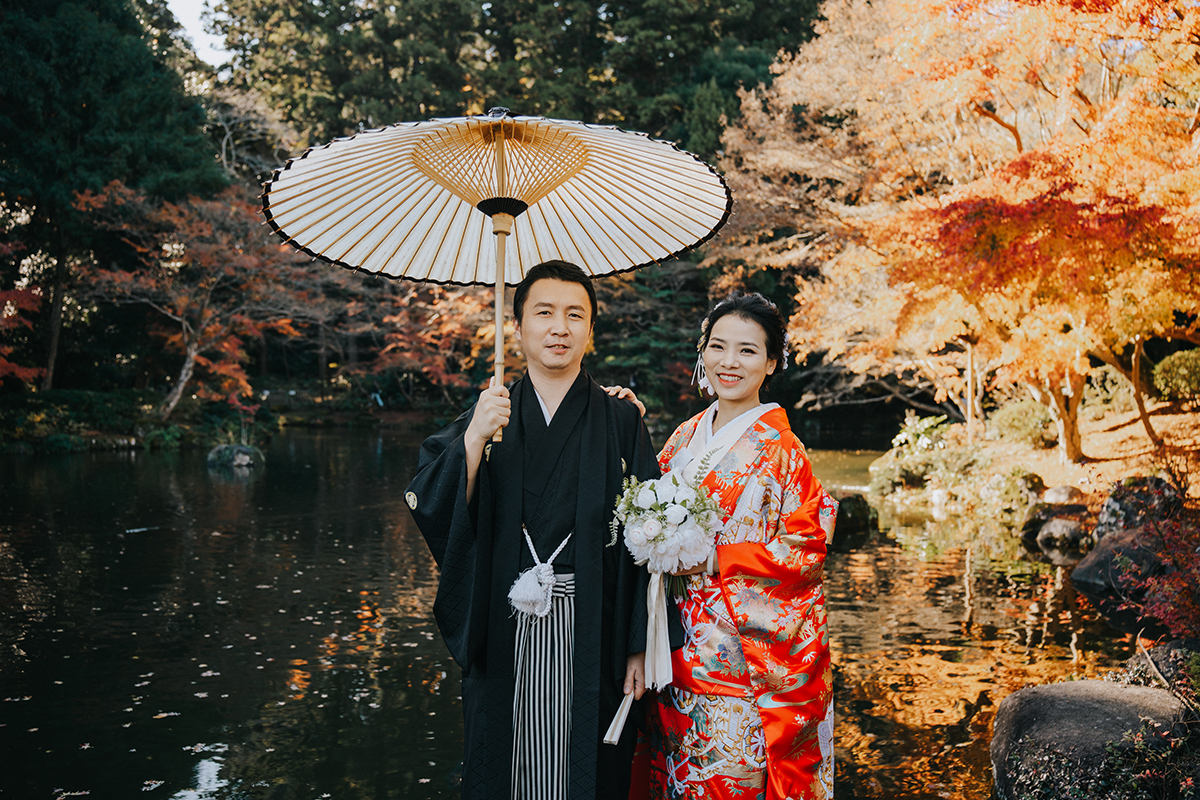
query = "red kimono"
xmin=642 ymin=405 xmax=836 ymax=800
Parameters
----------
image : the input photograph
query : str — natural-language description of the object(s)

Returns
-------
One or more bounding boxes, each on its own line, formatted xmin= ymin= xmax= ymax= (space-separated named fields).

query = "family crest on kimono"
xmin=405 ymin=261 xmax=659 ymax=800
xmin=630 ymin=292 xmax=838 ymax=800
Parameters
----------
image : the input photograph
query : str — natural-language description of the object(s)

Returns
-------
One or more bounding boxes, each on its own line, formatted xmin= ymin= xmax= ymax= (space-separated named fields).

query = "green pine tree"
xmin=0 ymin=0 xmax=226 ymax=389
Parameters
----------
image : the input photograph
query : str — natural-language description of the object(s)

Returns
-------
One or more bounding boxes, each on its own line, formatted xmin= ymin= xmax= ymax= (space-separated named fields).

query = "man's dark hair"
xmin=512 ymin=260 xmax=598 ymax=324
xmin=699 ymin=292 xmax=788 ymax=392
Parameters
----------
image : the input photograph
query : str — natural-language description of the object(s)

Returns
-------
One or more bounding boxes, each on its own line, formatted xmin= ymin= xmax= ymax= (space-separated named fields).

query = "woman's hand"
xmin=604 ymin=385 xmax=646 ymax=417
xmin=670 ymin=549 xmax=717 ymax=576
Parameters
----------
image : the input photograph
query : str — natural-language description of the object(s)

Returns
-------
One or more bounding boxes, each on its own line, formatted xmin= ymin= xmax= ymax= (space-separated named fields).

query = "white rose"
xmin=636 ymin=483 xmax=659 ymax=510
xmin=626 ymin=526 xmax=647 ymax=549
xmin=664 ymin=503 xmax=688 ymax=525
xmin=643 ymin=518 xmax=663 ymax=540
xmin=656 ymin=476 xmax=681 ymax=505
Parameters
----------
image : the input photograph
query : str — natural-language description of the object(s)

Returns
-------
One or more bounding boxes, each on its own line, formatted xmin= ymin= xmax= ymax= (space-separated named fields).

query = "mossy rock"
xmin=206 ymin=443 xmax=265 ymax=468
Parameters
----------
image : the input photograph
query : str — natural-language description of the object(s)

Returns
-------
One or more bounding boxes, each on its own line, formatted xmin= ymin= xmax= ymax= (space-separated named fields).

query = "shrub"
xmin=1154 ymin=349 xmax=1200 ymax=402
xmin=1119 ymin=510 xmax=1200 ymax=640
xmin=1083 ymin=364 xmax=1136 ymax=418
xmin=990 ymin=399 xmax=1057 ymax=448
xmin=869 ymin=411 xmax=981 ymax=495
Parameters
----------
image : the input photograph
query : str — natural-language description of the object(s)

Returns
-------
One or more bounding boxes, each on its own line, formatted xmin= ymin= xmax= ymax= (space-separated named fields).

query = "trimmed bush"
xmin=989 ymin=399 xmax=1057 ymax=448
xmin=1153 ymin=348 xmax=1200 ymax=401
xmin=1082 ymin=364 xmax=1135 ymax=418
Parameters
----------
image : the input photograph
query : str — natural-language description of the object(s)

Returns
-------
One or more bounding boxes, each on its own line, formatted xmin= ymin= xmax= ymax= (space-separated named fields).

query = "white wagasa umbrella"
xmin=262 ymin=107 xmax=732 ymax=412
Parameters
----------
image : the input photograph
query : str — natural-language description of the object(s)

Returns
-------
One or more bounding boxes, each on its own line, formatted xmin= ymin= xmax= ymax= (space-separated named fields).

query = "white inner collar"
xmin=533 ymin=389 xmax=553 ymax=425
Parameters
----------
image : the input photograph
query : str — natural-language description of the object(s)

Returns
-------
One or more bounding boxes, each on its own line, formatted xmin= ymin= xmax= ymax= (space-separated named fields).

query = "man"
xmin=405 ymin=260 xmax=656 ymax=800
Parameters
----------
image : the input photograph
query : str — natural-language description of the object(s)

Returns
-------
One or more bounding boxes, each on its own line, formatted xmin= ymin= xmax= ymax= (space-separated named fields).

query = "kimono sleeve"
xmin=715 ymin=440 xmax=834 ymax=800
xmin=614 ymin=400 xmax=662 ymax=656
xmin=404 ymin=407 xmax=476 ymax=568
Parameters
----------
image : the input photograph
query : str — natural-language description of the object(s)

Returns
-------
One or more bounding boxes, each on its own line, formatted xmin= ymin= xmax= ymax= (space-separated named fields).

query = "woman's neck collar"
xmin=711 ymin=398 xmax=763 ymax=434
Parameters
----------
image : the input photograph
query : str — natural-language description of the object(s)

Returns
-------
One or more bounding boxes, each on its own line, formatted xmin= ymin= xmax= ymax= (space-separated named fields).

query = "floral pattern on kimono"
xmin=644 ymin=406 xmax=836 ymax=800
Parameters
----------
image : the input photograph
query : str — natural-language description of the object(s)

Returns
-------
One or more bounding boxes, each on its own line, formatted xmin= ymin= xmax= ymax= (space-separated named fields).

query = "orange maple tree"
xmin=76 ymin=183 xmax=311 ymax=419
xmin=715 ymin=0 xmax=1200 ymax=462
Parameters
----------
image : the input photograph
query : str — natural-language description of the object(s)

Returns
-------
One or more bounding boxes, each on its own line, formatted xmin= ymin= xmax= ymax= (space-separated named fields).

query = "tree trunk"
xmin=317 ymin=324 xmax=327 ymax=392
xmin=159 ymin=341 xmax=199 ymax=420
xmin=1030 ymin=373 xmax=1086 ymax=463
xmin=39 ymin=240 xmax=68 ymax=391
xmin=965 ymin=341 xmax=976 ymax=443
xmin=1130 ymin=337 xmax=1162 ymax=446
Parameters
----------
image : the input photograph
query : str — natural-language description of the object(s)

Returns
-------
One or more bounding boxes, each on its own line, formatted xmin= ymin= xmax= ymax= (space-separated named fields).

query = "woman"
xmin=644 ymin=292 xmax=837 ymax=800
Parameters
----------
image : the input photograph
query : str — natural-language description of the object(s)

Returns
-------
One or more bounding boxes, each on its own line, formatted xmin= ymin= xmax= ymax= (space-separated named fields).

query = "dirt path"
xmin=982 ymin=402 xmax=1199 ymax=500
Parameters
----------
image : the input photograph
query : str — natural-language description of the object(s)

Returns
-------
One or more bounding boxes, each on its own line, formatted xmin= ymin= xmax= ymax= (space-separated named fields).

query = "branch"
xmin=972 ymin=103 xmax=1022 ymax=152
xmin=1164 ymin=326 xmax=1200 ymax=346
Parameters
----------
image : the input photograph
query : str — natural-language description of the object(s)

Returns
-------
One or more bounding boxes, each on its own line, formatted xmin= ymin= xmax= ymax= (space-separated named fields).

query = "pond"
xmin=0 ymin=429 xmax=1135 ymax=799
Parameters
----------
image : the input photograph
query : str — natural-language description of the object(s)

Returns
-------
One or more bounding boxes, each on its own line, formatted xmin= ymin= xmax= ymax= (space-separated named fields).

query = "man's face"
xmin=514 ymin=278 xmax=593 ymax=376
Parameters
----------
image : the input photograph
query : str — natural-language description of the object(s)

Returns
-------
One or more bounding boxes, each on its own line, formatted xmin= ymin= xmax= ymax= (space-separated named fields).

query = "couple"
xmin=405 ymin=261 xmax=836 ymax=800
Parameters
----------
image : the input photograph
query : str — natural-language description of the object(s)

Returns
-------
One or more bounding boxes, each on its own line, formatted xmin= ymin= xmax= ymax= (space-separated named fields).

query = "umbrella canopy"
xmin=262 ymin=109 xmax=732 ymax=285
xmin=262 ymin=108 xmax=731 ymax=430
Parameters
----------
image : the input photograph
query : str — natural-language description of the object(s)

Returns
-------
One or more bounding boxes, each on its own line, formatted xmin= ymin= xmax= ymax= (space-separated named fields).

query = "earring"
xmin=692 ymin=351 xmax=712 ymax=394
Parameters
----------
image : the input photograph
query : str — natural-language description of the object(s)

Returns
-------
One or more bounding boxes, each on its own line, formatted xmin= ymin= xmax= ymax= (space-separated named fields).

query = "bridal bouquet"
xmin=612 ymin=471 xmax=721 ymax=574
xmin=604 ymin=469 xmax=723 ymax=741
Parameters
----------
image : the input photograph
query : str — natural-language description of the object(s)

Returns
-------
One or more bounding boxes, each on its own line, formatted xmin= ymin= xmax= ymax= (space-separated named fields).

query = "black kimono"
xmin=405 ymin=369 xmax=658 ymax=799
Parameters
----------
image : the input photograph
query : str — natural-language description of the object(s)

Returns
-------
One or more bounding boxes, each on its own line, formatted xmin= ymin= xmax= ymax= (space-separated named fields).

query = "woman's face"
xmin=702 ymin=314 xmax=776 ymax=408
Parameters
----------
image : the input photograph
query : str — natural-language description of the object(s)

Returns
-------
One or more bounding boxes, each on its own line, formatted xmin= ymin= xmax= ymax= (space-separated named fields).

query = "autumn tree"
xmin=876 ymin=0 xmax=1200 ymax=459
xmin=77 ymin=184 xmax=311 ymax=419
xmin=715 ymin=0 xmax=1200 ymax=461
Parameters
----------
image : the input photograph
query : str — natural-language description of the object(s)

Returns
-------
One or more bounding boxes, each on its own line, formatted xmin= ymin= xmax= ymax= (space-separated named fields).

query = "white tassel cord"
xmin=508 ymin=526 xmax=573 ymax=619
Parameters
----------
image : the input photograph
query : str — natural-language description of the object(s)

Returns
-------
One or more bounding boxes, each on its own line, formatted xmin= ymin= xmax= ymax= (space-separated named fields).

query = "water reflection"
xmin=1 ymin=430 xmax=461 ymax=799
xmin=0 ymin=431 xmax=1132 ymax=799
xmin=827 ymin=521 xmax=1132 ymax=799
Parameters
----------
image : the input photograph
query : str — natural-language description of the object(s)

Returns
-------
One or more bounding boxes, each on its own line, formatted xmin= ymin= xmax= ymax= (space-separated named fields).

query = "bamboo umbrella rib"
xmin=352 ymin=178 xmax=465 ymax=268
xmin=462 ymin=214 xmax=491 ymax=284
xmin=387 ymin=189 xmax=461 ymax=280
xmin=318 ymin=176 xmax=443 ymax=266
xmin=286 ymin=170 xmax=441 ymax=264
xmin=539 ymin=188 xmax=642 ymax=270
xmin=297 ymin=173 xmax=446 ymax=271
xmin=580 ymin=157 xmax=723 ymax=226
xmin=396 ymin=196 xmax=465 ymax=278
xmin=568 ymin=173 xmax=677 ymax=258
xmin=414 ymin=199 xmax=477 ymax=281
xmin=351 ymin=183 xmax=450 ymax=271
xmin=528 ymin=195 xmax=616 ymax=271
xmin=576 ymin=159 xmax=715 ymax=223
xmin=269 ymin=142 xmax=417 ymax=208
xmin=530 ymin=196 xmax=597 ymax=272
xmin=271 ymin=159 xmax=430 ymax=246
xmin=564 ymin=180 xmax=667 ymax=264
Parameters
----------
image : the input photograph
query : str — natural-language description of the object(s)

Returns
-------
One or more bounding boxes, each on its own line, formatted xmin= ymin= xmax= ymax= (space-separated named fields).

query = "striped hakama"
xmin=511 ymin=574 xmax=575 ymax=800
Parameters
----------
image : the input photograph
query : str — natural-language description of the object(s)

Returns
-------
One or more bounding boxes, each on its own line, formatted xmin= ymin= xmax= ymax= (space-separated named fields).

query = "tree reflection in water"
xmin=827 ymin=514 xmax=1132 ymax=799
xmin=0 ymin=431 xmax=1132 ymax=799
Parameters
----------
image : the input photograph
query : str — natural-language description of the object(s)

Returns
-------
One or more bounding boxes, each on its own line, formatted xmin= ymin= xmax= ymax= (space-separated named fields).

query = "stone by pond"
xmin=0 ymin=431 xmax=1142 ymax=799
xmin=991 ymin=641 xmax=1200 ymax=800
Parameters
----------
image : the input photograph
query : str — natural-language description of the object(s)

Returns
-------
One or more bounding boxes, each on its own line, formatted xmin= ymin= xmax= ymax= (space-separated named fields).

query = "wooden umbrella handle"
xmin=492 ymin=216 xmax=514 ymax=443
